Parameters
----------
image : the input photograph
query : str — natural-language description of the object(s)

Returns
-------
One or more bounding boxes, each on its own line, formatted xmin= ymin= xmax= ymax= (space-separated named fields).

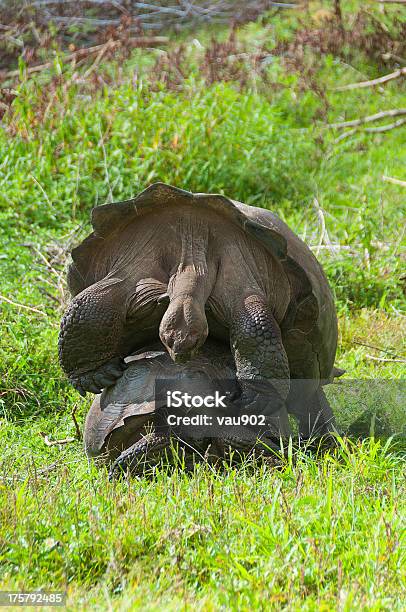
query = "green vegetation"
xmin=1 ymin=443 xmax=405 ymax=609
xmin=0 ymin=1 xmax=405 ymax=608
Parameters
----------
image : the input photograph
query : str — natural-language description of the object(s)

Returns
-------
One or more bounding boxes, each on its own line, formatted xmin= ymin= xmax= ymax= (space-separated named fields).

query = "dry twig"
xmin=39 ymin=432 xmax=76 ymax=446
xmin=333 ymin=128 xmax=358 ymax=143
xmin=334 ymin=67 xmax=406 ymax=91
xmin=364 ymin=117 xmax=406 ymax=132
xmin=312 ymin=198 xmax=338 ymax=257
xmin=21 ymin=242 xmax=68 ymax=307
xmin=35 ymin=460 xmax=62 ymax=475
xmin=332 ymin=110 xmax=406 ymax=141
xmin=365 ymin=354 xmax=406 ymax=363
xmin=71 ymin=405 xmax=82 ymax=441
xmin=3 ymin=37 xmax=169 ymax=78
xmin=329 ymin=108 xmax=406 ymax=129
xmin=0 ymin=294 xmax=47 ymax=317
xmin=353 ymin=340 xmax=405 ymax=359
xmin=382 ymin=175 xmax=406 ymax=187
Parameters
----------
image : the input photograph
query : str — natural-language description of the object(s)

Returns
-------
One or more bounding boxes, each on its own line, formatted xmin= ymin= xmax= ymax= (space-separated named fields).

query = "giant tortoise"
xmin=59 ymin=182 xmax=339 ymax=440
xmin=84 ymin=340 xmax=288 ymax=478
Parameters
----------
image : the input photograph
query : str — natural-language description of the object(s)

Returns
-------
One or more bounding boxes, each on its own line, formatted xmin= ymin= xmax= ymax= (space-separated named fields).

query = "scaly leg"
xmin=108 ymin=432 xmax=172 ymax=479
xmin=108 ymin=429 xmax=283 ymax=479
xmin=230 ymin=295 xmax=292 ymax=438
xmin=59 ymin=278 xmax=128 ymax=395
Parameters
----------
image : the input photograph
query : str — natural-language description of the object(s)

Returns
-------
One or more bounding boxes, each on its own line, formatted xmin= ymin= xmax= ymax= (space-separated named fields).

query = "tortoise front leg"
xmin=230 ymin=294 xmax=292 ymax=437
xmin=59 ymin=278 xmax=128 ymax=395
xmin=108 ymin=432 xmax=171 ymax=479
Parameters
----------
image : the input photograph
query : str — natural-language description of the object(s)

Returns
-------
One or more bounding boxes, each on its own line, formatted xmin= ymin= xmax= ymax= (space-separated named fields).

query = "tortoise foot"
xmin=108 ymin=431 xmax=171 ymax=480
xmin=70 ymin=357 xmax=128 ymax=396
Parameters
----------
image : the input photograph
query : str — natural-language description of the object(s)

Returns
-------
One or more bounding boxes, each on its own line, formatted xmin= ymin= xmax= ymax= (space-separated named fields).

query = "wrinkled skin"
xmin=60 ymin=183 xmax=339 ymax=438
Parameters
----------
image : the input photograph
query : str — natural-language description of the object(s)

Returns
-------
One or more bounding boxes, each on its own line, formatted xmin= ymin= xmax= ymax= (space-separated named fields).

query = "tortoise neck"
xmin=168 ymin=210 xmax=216 ymax=306
xmin=159 ymin=262 xmax=215 ymax=361
xmin=177 ymin=211 xmax=210 ymax=275
xmin=167 ymin=262 xmax=216 ymax=308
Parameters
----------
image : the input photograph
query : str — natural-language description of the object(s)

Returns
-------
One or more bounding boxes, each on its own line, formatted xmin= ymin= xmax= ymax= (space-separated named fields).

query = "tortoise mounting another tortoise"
xmin=59 ymin=182 xmax=339 ymax=438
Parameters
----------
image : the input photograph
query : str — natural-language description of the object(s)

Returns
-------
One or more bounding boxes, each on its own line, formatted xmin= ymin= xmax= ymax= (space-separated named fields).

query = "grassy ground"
xmin=0 ymin=1 xmax=405 ymax=608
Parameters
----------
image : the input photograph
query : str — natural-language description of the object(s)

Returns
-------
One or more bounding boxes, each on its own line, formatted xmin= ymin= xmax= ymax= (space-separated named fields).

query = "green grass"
xmin=1 ymin=440 xmax=405 ymax=610
xmin=0 ymin=1 xmax=405 ymax=608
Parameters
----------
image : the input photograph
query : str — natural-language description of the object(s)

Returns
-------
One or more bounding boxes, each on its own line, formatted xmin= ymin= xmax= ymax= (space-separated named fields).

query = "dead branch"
xmin=365 ymin=354 xmax=406 ymax=363
xmin=310 ymin=244 xmax=353 ymax=251
xmin=312 ymin=197 xmax=338 ymax=257
xmin=374 ymin=0 xmax=406 ymax=4
xmin=35 ymin=460 xmax=62 ymax=475
xmin=334 ymin=67 xmax=406 ymax=91
xmin=4 ymin=0 xmax=302 ymax=46
xmin=22 ymin=243 xmax=67 ymax=307
xmin=382 ymin=175 xmax=406 ymax=187
xmin=309 ymin=241 xmax=396 ymax=254
xmin=329 ymin=108 xmax=406 ymax=129
xmin=334 ymin=119 xmax=405 ymax=141
xmin=382 ymin=52 xmax=406 ymax=64
xmin=39 ymin=431 xmax=76 ymax=446
xmin=39 ymin=288 xmax=60 ymax=304
xmin=392 ymin=223 xmax=406 ymax=257
xmin=0 ymin=294 xmax=47 ymax=317
xmin=334 ymin=128 xmax=358 ymax=143
xmin=364 ymin=118 xmax=406 ymax=132
xmin=3 ymin=37 xmax=169 ymax=78
xmin=71 ymin=405 xmax=82 ymax=441
xmin=31 ymin=245 xmax=64 ymax=283
xmin=82 ymin=43 xmax=110 ymax=78
xmin=353 ymin=340 xmax=405 ymax=359
xmin=28 ymin=0 xmax=301 ymax=8
xmin=391 ymin=305 xmax=406 ymax=317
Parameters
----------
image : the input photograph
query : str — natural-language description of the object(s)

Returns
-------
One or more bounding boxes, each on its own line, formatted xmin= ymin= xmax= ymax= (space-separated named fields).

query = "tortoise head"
xmin=159 ymin=295 xmax=208 ymax=363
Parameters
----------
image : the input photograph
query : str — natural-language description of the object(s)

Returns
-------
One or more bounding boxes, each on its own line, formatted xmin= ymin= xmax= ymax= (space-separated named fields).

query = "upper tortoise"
xmin=59 ymin=183 xmax=339 ymax=437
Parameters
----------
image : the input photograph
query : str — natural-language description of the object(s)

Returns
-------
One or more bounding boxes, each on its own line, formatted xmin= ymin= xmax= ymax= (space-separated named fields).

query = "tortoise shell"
xmin=68 ymin=182 xmax=337 ymax=381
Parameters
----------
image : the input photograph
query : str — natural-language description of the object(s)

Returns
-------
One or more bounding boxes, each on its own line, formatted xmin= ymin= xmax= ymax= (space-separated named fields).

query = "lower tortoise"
xmin=84 ymin=340 xmax=296 ymax=479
